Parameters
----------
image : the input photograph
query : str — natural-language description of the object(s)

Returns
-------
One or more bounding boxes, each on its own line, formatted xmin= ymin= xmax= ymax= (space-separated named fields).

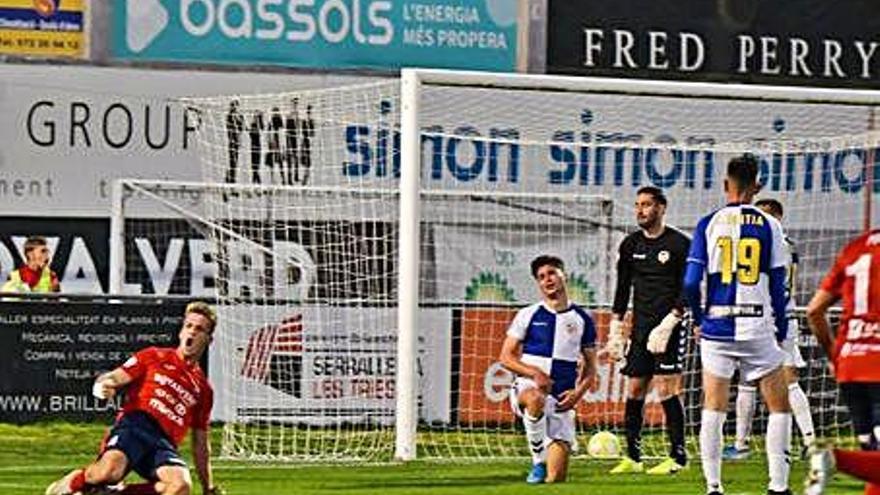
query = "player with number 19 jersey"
xmin=687 ymin=203 xmax=789 ymax=343
xmin=819 ymin=229 xmax=880 ymax=383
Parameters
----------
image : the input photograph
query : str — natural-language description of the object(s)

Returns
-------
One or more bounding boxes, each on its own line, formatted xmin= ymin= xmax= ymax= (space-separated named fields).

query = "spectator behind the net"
xmin=2 ymin=236 xmax=60 ymax=293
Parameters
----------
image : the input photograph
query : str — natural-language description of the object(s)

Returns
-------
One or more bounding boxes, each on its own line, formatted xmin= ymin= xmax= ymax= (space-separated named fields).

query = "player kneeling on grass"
xmin=500 ymin=255 xmax=598 ymax=484
xmin=45 ymin=302 xmax=222 ymax=495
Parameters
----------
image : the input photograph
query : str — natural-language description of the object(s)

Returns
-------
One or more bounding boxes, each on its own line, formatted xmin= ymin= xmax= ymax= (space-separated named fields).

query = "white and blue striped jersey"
xmin=684 ymin=203 xmax=789 ymax=342
xmin=506 ymin=301 xmax=596 ymax=398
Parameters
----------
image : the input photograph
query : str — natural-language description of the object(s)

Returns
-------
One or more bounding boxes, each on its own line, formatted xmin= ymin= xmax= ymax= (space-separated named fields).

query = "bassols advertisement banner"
xmin=546 ymin=0 xmax=880 ymax=88
xmin=0 ymin=0 xmax=87 ymax=58
xmin=110 ymin=0 xmax=518 ymax=71
xmin=0 ymin=301 xmax=185 ymax=423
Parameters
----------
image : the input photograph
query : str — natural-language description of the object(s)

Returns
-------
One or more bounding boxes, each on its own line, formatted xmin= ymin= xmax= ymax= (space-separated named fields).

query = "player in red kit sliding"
xmin=45 ymin=302 xmax=221 ymax=495
xmin=805 ymin=230 xmax=880 ymax=495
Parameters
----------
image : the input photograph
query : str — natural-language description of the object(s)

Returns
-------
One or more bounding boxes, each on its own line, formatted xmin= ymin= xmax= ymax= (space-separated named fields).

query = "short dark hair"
xmin=636 ymin=186 xmax=667 ymax=206
xmin=727 ymin=154 xmax=760 ymax=191
xmin=530 ymin=255 xmax=565 ymax=278
xmin=755 ymin=198 xmax=783 ymax=218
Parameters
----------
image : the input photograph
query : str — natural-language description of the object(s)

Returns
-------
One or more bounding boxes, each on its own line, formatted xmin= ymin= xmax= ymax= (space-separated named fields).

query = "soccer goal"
xmin=169 ymin=69 xmax=880 ymax=462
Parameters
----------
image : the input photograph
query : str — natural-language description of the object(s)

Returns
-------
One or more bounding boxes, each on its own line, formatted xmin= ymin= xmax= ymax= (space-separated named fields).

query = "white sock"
xmin=700 ymin=409 xmax=725 ymax=493
xmin=766 ymin=412 xmax=792 ymax=492
xmin=788 ymin=383 xmax=815 ymax=447
xmin=735 ymin=384 xmax=757 ymax=450
xmin=523 ymin=411 xmax=547 ymax=464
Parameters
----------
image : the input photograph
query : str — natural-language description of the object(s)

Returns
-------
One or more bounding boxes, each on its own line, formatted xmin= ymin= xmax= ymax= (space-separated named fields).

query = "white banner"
xmin=0 ymin=64 xmax=375 ymax=217
xmin=433 ymin=224 xmax=613 ymax=305
xmin=210 ymin=305 xmax=450 ymax=424
xmin=1 ymin=63 xmax=877 ymax=230
xmin=408 ymin=88 xmax=880 ymax=230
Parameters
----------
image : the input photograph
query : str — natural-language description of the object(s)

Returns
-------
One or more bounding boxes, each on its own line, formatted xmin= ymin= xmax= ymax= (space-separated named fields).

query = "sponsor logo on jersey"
xmin=658 ymin=250 xmax=670 ymax=264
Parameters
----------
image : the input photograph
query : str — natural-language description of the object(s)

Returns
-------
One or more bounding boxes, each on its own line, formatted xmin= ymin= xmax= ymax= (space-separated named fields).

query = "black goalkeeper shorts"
xmin=621 ymin=322 xmax=686 ymax=377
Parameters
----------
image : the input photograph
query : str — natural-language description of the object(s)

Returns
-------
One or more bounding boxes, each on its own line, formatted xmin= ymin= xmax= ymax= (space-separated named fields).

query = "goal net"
xmin=170 ymin=70 xmax=879 ymax=462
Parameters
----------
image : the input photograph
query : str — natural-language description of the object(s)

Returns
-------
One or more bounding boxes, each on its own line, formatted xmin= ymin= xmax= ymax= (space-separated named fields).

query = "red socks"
xmin=834 ymin=449 xmax=880 ymax=485
xmin=69 ymin=469 xmax=159 ymax=495
xmin=69 ymin=470 xmax=88 ymax=492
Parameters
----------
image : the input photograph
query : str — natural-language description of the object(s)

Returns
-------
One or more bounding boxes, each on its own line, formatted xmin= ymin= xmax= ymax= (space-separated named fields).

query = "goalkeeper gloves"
xmin=605 ymin=318 xmax=626 ymax=361
xmin=647 ymin=311 xmax=682 ymax=354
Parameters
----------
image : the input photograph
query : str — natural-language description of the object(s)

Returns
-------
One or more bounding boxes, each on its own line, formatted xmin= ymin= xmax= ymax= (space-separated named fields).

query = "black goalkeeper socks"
xmin=662 ymin=395 xmax=687 ymax=465
xmin=624 ymin=398 xmax=645 ymax=462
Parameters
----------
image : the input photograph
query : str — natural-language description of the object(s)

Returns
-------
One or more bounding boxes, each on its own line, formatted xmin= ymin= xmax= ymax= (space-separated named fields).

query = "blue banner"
xmin=111 ymin=0 xmax=518 ymax=71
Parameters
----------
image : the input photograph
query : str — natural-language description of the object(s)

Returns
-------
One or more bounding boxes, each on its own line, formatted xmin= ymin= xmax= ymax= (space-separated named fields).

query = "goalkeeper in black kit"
xmin=606 ymin=186 xmax=691 ymax=475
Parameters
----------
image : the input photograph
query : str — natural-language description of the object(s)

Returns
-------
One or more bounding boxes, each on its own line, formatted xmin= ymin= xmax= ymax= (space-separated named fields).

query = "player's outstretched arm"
xmin=91 ymin=368 xmax=134 ymax=400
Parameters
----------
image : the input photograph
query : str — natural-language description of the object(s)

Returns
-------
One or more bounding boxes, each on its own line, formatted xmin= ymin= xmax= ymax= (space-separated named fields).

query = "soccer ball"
xmin=587 ymin=431 xmax=621 ymax=458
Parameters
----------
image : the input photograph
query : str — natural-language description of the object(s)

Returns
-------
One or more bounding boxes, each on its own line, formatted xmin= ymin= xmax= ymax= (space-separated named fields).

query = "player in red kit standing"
xmin=805 ymin=230 xmax=880 ymax=495
xmin=45 ymin=302 xmax=221 ymax=495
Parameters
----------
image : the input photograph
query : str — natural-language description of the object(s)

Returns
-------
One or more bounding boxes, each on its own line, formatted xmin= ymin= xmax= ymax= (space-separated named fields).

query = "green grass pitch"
xmin=0 ymin=423 xmax=865 ymax=495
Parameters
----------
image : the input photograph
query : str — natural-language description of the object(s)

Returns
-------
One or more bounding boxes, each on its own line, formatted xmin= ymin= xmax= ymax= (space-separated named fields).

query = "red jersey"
xmin=118 ymin=346 xmax=213 ymax=446
xmin=820 ymin=229 xmax=880 ymax=382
